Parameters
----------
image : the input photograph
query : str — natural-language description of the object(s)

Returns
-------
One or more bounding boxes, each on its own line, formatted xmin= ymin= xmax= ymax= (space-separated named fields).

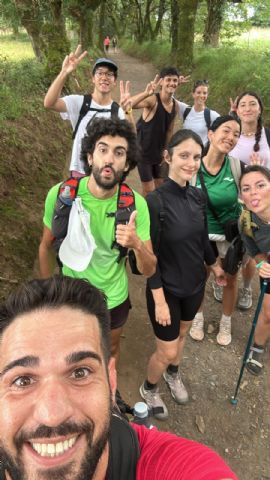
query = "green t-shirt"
xmin=43 ymin=177 xmax=150 ymax=309
xmin=196 ymin=157 xmax=242 ymax=235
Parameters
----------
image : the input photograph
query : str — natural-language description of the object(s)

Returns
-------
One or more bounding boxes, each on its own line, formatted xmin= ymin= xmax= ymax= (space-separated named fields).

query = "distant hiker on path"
xmin=129 ymin=67 xmax=190 ymax=197
xmin=104 ymin=35 xmax=110 ymax=54
xmin=44 ymin=45 xmax=126 ymax=177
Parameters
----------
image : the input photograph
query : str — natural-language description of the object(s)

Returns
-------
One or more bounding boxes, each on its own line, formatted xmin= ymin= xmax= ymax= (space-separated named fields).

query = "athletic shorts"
xmin=146 ymin=286 xmax=205 ymax=341
xmin=109 ymin=296 xmax=131 ymax=330
xmin=137 ymin=162 xmax=163 ymax=182
xmin=260 ymin=277 xmax=270 ymax=294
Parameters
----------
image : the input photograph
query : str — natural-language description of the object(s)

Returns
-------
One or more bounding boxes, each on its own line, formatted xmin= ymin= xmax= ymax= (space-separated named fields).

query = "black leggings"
xmin=146 ymin=286 xmax=205 ymax=341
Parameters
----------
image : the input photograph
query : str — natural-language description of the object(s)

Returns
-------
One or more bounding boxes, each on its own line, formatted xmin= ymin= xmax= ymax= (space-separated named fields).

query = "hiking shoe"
xmin=246 ymin=345 xmax=264 ymax=375
xmin=139 ymin=384 xmax=168 ymax=420
xmin=212 ymin=282 xmax=223 ymax=303
xmin=216 ymin=317 xmax=231 ymax=346
xmin=163 ymin=370 xmax=189 ymax=405
xmin=190 ymin=315 xmax=204 ymax=341
xmin=237 ymin=287 xmax=252 ymax=310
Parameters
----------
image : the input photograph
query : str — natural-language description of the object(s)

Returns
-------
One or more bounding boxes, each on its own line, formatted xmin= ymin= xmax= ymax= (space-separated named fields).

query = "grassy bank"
xmin=122 ymin=35 xmax=270 ymax=123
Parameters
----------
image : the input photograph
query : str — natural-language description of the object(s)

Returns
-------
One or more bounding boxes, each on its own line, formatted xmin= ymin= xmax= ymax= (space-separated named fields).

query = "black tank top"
xmin=136 ymin=93 xmax=176 ymax=165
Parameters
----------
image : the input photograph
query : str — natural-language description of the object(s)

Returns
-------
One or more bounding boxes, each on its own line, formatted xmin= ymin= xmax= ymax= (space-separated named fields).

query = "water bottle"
xmin=132 ymin=402 xmax=153 ymax=429
xmin=59 ymin=185 xmax=73 ymax=206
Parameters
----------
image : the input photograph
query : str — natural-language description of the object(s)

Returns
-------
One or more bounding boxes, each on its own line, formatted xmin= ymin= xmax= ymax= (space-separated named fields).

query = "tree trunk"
xmin=152 ymin=0 xmax=167 ymax=40
xmin=170 ymin=0 xmax=179 ymax=54
xmin=98 ymin=0 xmax=106 ymax=49
xmin=79 ymin=12 xmax=93 ymax=49
xmin=175 ymin=0 xmax=199 ymax=69
xmin=203 ymin=0 xmax=226 ymax=47
xmin=14 ymin=0 xmax=45 ymax=60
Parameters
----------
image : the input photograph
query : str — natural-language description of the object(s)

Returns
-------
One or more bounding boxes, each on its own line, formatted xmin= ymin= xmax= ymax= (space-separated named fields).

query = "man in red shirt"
xmin=0 ymin=276 xmax=238 ymax=480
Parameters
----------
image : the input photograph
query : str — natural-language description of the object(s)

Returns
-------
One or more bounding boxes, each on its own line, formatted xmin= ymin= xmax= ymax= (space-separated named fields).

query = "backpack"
xmin=72 ymin=94 xmax=120 ymax=140
xmin=51 ymin=178 xmax=136 ymax=263
xmin=264 ymin=127 xmax=270 ymax=148
xmin=183 ymin=106 xmax=211 ymax=130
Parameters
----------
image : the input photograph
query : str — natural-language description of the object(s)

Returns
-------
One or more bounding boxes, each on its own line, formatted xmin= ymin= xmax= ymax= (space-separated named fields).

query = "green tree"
xmin=174 ymin=0 xmax=199 ymax=69
xmin=203 ymin=0 xmax=226 ymax=47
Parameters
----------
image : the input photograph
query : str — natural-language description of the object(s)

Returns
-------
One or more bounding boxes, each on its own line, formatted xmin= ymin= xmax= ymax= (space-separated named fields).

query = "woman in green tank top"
xmin=190 ymin=115 xmax=242 ymax=346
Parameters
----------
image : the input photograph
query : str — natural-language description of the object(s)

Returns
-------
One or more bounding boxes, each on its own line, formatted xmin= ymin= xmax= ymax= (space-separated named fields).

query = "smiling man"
xmin=129 ymin=67 xmax=189 ymax=196
xmin=44 ymin=45 xmax=125 ymax=177
xmin=39 ymin=118 xmax=156 ymax=362
xmin=0 ymin=276 xmax=238 ymax=480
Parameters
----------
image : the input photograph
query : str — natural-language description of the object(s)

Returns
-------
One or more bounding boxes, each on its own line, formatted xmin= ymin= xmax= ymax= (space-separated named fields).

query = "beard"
xmin=0 ymin=416 xmax=111 ymax=480
xmin=92 ymin=165 xmax=125 ymax=190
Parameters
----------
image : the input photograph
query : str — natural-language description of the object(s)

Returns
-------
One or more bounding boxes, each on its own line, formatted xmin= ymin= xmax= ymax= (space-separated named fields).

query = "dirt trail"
xmin=108 ymin=50 xmax=270 ymax=480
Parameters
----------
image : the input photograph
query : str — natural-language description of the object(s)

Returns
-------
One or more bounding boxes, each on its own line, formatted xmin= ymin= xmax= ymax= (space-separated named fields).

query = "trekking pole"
xmin=231 ymin=278 xmax=268 ymax=405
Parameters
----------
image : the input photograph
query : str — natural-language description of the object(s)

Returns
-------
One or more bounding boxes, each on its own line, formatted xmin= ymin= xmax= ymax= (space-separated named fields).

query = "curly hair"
xmin=80 ymin=118 xmax=140 ymax=181
xmin=236 ymin=91 xmax=264 ymax=153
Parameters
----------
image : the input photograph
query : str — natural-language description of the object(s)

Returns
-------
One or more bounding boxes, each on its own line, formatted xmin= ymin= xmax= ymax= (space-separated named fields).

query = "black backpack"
xmin=72 ymin=94 xmax=120 ymax=139
xmin=183 ymin=106 xmax=211 ymax=130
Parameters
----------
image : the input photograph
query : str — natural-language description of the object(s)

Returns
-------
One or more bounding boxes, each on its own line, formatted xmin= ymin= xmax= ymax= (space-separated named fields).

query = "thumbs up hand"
xmin=116 ymin=210 xmax=142 ymax=249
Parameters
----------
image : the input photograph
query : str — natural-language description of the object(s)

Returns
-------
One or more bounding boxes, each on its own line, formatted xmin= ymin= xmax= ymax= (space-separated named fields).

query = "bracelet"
xmin=256 ymin=260 xmax=266 ymax=269
xmin=125 ymin=108 xmax=133 ymax=115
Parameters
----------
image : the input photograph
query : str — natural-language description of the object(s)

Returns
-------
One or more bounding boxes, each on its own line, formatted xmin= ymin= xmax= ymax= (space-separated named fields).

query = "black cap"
xmin=92 ymin=58 xmax=118 ymax=74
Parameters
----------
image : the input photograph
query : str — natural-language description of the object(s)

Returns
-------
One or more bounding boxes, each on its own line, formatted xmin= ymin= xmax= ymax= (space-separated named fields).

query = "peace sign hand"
xmin=119 ymin=80 xmax=132 ymax=113
xmin=178 ymin=75 xmax=191 ymax=85
xmin=145 ymin=74 xmax=162 ymax=96
xmin=229 ymin=96 xmax=238 ymax=113
xmin=61 ymin=44 xmax=88 ymax=75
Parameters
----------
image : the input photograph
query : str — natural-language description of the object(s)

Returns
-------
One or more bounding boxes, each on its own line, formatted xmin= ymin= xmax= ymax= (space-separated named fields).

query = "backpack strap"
xmin=148 ymin=190 xmax=165 ymax=255
xmin=109 ymin=183 xmax=136 ymax=262
xmin=183 ymin=106 xmax=191 ymax=121
xmin=190 ymin=173 xmax=197 ymax=187
xmin=106 ymin=413 xmax=140 ymax=480
xmin=204 ymin=107 xmax=211 ymax=129
xmin=51 ymin=177 xmax=82 ymax=256
xmin=111 ymin=101 xmax=119 ymax=119
xmin=72 ymin=95 xmax=120 ymax=139
xmin=228 ymin=155 xmax=241 ymax=191
xmin=264 ymin=127 xmax=270 ymax=148
xmin=72 ymin=94 xmax=93 ymax=140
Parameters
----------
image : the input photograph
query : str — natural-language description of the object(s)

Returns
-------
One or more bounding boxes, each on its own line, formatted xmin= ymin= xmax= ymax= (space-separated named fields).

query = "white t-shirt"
xmin=230 ymin=128 xmax=270 ymax=168
xmin=177 ymin=101 xmax=220 ymax=145
xmin=61 ymin=95 xmax=125 ymax=173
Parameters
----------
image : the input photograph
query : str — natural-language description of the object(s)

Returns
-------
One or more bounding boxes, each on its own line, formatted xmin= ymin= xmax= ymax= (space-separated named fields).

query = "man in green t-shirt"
xmin=39 ymin=118 xmax=156 ymax=361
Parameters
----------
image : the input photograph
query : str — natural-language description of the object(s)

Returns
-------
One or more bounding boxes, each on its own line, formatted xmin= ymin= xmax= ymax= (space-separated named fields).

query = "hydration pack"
xmin=51 ymin=178 xmax=136 ymax=263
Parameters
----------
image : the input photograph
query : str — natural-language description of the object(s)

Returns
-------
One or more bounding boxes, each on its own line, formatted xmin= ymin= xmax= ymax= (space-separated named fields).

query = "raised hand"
xmin=178 ymin=75 xmax=191 ymax=85
xmin=229 ymin=96 xmax=238 ymax=113
xmin=120 ymin=80 xmax=132 ymax=113
xmin=61 ymin=44 xmax=88 ymax=75
xmin=145 ymin=74 xmax=162 ymax=95
xmin=115 ymin=210 xmax=140 ymax=249
xmin=250 ymin=152 xmax=264 ymax=166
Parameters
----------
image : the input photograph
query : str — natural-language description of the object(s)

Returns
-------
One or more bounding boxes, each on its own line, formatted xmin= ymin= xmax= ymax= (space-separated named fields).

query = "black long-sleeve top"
xmin=146 ymin=178 xmax=216 ymax=297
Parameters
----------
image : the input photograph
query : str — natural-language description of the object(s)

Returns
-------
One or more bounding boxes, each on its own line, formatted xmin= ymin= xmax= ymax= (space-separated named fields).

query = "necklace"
xmin=242 ymin=131 xmax=255 ymax=137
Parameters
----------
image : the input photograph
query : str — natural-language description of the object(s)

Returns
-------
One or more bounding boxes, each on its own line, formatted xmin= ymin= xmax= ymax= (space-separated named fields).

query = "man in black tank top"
xmin=130 ymin=67 xmax=189 ymax=196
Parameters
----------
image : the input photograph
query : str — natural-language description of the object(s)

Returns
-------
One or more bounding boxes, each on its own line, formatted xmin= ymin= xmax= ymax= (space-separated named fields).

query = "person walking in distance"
xmin=44 ymin=45 xmax=125 ymax=177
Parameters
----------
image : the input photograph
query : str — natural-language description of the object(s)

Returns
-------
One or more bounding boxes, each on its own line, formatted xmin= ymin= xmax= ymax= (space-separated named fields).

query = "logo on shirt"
xmin=223 ymin=177 xmax=234 ymax=182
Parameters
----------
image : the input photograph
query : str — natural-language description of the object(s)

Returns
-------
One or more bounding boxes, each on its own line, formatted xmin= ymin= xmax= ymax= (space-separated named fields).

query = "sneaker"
xmin=190 ymin=315 xmax=204 ymax=341
xmin=237 ymin=287 xmax=252 ymax=310
xmin=163 ymin=370 xmax=189 ymax=405
xmin=216 ymin=317 xmax=231 ymax=346
xmin=246 ymin=345 xmax=264 ymax=375
xmin=212 ymin=282 xmax=223 ymax=302
xmin=139 ymin=384 xmax=168 ymax=420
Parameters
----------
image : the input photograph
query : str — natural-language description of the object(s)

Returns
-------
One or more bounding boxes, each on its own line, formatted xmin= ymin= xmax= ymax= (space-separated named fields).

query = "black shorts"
xmin=109 ymin=297 xmax=131 ymax=330
xmin=146 ymin=286 xmax=205 ymax=341
xmin=137 ymin=162 xmax=163 ymax=182
xmin=259 ymin=277 xmax=270 ymax=294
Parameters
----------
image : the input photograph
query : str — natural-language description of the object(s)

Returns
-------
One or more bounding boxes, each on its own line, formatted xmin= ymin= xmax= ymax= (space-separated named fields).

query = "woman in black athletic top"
xmin=139 ymin=129 xmax=226 ymax=419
